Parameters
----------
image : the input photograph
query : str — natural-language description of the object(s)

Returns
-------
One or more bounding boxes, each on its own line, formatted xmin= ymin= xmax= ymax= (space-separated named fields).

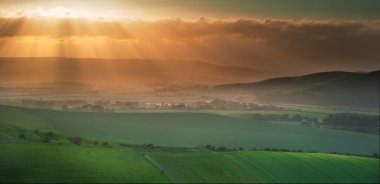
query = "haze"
xmin=1 ymin=0 xmax=380 ymax=85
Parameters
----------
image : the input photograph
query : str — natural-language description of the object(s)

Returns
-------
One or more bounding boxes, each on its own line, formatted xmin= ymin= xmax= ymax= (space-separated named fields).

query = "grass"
xmin=147 ymin=150 xmax=380 ymax=183
xmin=0 ymin=125 xmax=378 ymax=183
xmin=0 ymin=143 xmax=169 ymax=183
xmin=145 ymin=151 xmax=258 ymax=183
xmin=0 ymin=105 xmax=378 ymax=155
xmin=225 ymin=151 xmax=379 ymax=183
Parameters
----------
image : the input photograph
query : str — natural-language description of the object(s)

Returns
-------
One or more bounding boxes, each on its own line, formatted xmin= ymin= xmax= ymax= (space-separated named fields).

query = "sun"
xmin=30 ymin=6 xmax=122 ymax=20
xmin=1 ymin=6 xmax=130 ymax=20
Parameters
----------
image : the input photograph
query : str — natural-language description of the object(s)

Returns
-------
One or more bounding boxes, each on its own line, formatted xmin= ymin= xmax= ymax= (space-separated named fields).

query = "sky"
xmin=0 ymin=0 xmax=379 ymax=75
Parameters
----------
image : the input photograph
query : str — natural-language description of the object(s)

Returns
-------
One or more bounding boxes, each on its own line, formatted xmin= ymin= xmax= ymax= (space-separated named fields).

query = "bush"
xmin=19 ymin=133 xmax=26 ymax=139
xmin=46 ymin=131 xmax=54 ymax=137
xmin=102 ymin=141 xmax=109 ymax=146
xmin=238 ymin=147 xmax=244 ymax=151
xmin=93 ymin=141 xmax=99 ymax=145
xmin=34 ymin=130 xmax=39 ymax=133
xmin=42 ymin=137 xmax=50 ymax=143
xmin=217 ymin=146 xmax=226 ymax=152
xmin=144 ymin=143 xmax=154 ymax=148
xmin=70 ymin=137 xmax=82 ymax=145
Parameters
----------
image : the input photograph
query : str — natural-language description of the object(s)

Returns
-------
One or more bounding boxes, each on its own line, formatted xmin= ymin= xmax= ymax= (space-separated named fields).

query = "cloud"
xmin=0 ymin=16 xmax=380 ymax=73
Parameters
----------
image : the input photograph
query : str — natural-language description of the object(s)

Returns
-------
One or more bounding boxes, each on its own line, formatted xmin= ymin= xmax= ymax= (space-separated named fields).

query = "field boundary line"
xmin=143 ymin=153 xmax=173 ymax=183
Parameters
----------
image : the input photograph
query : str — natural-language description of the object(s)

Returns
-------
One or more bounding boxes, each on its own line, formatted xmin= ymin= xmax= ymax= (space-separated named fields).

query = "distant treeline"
xmin=246 ymin=113 xmax=379 ymax=135
xmin=245 ymin=113 xmax=319 ymax=123
xmin=16 ymin=128 xmax=379 ymax=159
xmin=323 ymin=113 xmax=379 ymax=135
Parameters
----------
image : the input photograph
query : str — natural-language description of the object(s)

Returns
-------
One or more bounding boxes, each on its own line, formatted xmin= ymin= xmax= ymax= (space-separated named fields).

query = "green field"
xmin=148 ymin=150 xmax=380 ymax=183
xmin=0 ymin=105 xmax=378 ymax=155
xmin=0 ymin=143 xmax=169 ymax=183
xmin=0 ymin=142 xmax=378 ymax=183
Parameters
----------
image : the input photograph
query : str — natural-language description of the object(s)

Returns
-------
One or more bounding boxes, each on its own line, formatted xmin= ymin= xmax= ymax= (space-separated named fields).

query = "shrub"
xmin=218 ymin=146 xmax=226 ymax=152
xmin=102 ymin=141 xmax=109 ymax=146
xmin=94 ymin=141 xmax=99 ymax=145
xmin=42 ymin=137 xmax=50 ymax=143
xmin=46 ymin=131 xmax=54 ymax=137
xmin=19 ymin=133 xmax=26 ymax=139
xmin=34 ymin=130 xmax=39 ymax=133
xmin=70 ymin=137 xmax=82 ymax=145
xmin=144 ymin=143 xmax=154 ymax=148
xmin=238 ymin=147 xmax=244 ymax=151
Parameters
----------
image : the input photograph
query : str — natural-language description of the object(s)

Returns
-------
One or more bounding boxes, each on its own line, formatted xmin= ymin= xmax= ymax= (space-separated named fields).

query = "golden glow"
xmin=0 ymin=1 xmax=379 ymax=79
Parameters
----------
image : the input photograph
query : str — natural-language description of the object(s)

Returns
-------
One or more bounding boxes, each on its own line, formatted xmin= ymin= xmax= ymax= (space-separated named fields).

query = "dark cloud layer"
xmin=1 ymin=16 xmax=380 ymax=73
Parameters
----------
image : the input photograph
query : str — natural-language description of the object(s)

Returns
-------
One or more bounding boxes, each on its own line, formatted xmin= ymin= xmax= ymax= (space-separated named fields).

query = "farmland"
xmin=0 ymin=104 xmax=379 ymax=183
xmin=0 ymin=142 xmax=378 ymax=183
xmin=147 ymin=150 xmax=380 ymax=183
xmin=0 ymin=105 xmax=378 ymax=155
xmin=0 ymin=143 xmax=169 ymax=183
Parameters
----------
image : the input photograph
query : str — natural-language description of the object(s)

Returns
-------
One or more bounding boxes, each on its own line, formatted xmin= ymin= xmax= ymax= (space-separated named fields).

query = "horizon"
xmin=1 ymin=0 xmax=380 ymax=81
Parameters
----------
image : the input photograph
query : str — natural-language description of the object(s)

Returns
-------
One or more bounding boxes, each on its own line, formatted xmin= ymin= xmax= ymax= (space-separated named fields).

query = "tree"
xmin=218 ymin=146 xmax=226 ymax=152
xmin=19 ymin=133 xmax=26 ymax=139
xmin=205 ymin=145 xmax=213 ymax=150
xmin=91 ymin=105 xmax=104 ymax=112
xmin=102 ymin=141 xmax=109 ymax=146
xmin=42 ymin=137 xmax=50 ymax=143
xmin=62 ymin=105 xmax=68 ymax=110
xmin=70 ymin=137 xmax=82 ymax=145
xmin=46 ymin=131 xmax=54 ymax=137
xmin=144 ymin=144 xmax=154 ymax=149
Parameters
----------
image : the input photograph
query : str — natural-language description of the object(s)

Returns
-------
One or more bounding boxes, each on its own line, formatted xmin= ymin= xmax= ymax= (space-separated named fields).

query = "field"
xmin=0 ymin=105 xmax=378 ymax=155
xmin=148 ymin=150 xmax=380 ymax=183
xmin=0 ymin=143 xmax=169 ymax=183
xmin=0 ymin=142 xmax=378 ymax=183
xmin=0 ymin=105 xmax=379 ymax=183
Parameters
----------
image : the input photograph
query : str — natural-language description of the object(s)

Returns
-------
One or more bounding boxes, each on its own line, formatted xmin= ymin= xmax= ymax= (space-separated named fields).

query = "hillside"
xmin=0 ymin=105 xmax=378 ymax=155
xmin=0 ymin=142 xmax=378 ymax=183
xmin=148 ymin=150 xmax=379 ymax=183
xmin=214 ymin=70 xmax=380 ymax=108
xmin=0 ymin=57 xmax=269 ymax=87
xmin=0 ymin=143 xmax=169 ymax=183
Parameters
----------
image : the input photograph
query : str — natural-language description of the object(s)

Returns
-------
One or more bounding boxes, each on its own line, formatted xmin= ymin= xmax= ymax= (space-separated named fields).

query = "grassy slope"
xmin=148 ymin=151 xmax=380 ymax=183
xmin=0 ymin=143 xmax=169 ymax=183
xmin=145 ymin=151 xmax=258 ymax=183
xmin=0 ymin=105 xmax=378 ymax=155
xmin=0 ymin=142 xmax=378 ymax=183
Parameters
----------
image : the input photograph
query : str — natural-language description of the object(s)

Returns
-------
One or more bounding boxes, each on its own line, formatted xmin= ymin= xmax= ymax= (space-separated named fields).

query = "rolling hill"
xmin=0 ymin=105 xmax=378 ymax=155
xmin=0 ymin=142 xmax=378 ymax=183
xmin=0 ymin=57 xmax=269 ymax=87
xmin=147 ymin=150 xmax=379 ymax=183
xmin=214 ymin=70 xmax=380 ymax=108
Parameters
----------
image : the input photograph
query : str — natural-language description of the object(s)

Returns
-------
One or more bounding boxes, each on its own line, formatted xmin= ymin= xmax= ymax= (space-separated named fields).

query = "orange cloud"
xmin=0 ymin=16 xmax=379 ymax=73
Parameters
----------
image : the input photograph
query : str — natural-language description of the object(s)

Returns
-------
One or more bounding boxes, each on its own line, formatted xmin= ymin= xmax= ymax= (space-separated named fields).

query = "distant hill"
xmin=0 ymin=57 xmax=270 ymax=88
xmin=214 ymin=70 xmax=380 ymax=108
